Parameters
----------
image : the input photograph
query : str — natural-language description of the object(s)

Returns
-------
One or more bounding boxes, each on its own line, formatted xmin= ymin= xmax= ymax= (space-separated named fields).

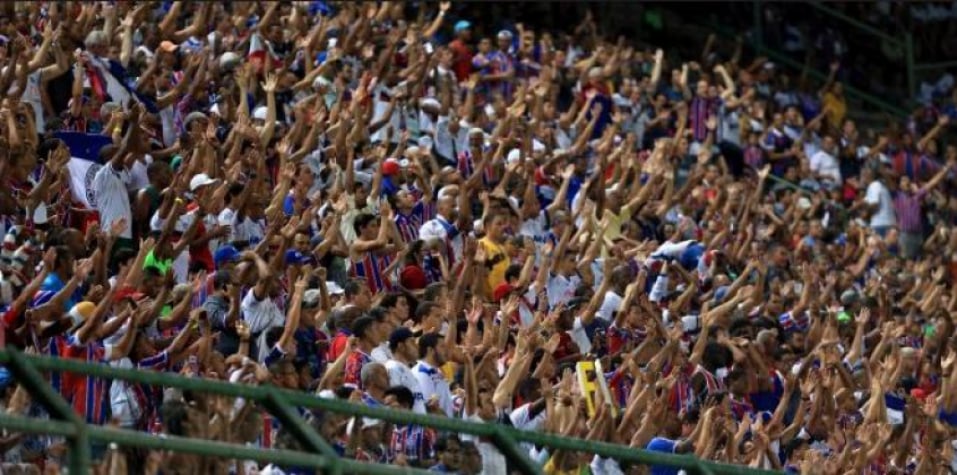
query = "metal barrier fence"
xmin=0 ymin=349 xmax=780 ymax=475
xmin=707 ymin=2 xmax=910 ymax=120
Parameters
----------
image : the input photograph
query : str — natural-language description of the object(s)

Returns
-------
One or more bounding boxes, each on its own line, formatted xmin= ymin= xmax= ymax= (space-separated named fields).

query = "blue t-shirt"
xmin=646 ymin=437 xmax=679 ymax=475
xmin=37 ymin=272 xmax=79 ymax=311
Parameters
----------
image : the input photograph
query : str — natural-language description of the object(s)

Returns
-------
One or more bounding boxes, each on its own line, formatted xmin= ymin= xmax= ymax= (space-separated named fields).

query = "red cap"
xmin=114 ymin=286 xmax=146 ymax=303
xmin=382 ymin=159 xmax=400 ymax=176
xmin=400 ymin=265 xmax=428 ymax=290
xmin=493 ymin=283 xmax=513 ymax=303
xmin=911 ymin=388 xmax=928 ymax=401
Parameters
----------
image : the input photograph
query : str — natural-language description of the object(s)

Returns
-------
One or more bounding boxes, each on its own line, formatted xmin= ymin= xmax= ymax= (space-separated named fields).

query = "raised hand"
xmin=261 ymin=74 xmax=279 ymax=94
xmin=109 ymin=218 xmax=128 ymax=237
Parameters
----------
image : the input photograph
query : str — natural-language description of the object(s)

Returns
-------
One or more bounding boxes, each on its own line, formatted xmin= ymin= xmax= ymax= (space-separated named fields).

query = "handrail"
xmin=805 ymin=2 xmax=900 ymax=45
xmin=0 ymin=413 xmax=427 ymax=475
xmin=0 ymin=349 xmax=778 ymax=475
xmin=705 ymin=12 xmax=910 ymax=119
xmin=912 ymin=59 xmax=957 ymax=72
xmin=752 ymin=47 xmax=910 ymax=119
xmin=801 ymin=1 xmax=917 ymax=101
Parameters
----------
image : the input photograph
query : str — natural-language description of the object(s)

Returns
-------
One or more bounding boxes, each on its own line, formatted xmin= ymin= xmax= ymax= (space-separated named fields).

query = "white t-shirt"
xmin=371 ymin=343 xmax=392 ymax=363
xmin=109 ymin=358 xmax=141 ymax=428
xmin=546 ymin=273 xmax=580 ymax=310
xmin=570 ymin=316 xmax=592 ymax=355
xmin=809 ymin=150 xmax=842 ymax=183
xmin=865 ymin=180 xmax=897 ymax=228
xmin=128 ymin=155 xmax=154 ymax=191
xmin=92 ymin=163 xmax=133 ymax=239
xmin=511 ymin=403 xmax=548 ymax=456
xmin=596 ymin=290 xmax=622 ymax=322
xmin=434 ymin=116 xmax=469 ymax=163
xmin=459 ymin=412 xmax=508 ymax=474
xmin=385 ymin=358 xmax=426 ymax=413
xmin=412 ymin=360 xmax=453 ymax=417
xmin=419 ymin=214 xmax=463 ymax=261
xmin=23 ymin=71 xmax=44 ymax=133
xmin=240 ymin=289 xmax=284 ymax=336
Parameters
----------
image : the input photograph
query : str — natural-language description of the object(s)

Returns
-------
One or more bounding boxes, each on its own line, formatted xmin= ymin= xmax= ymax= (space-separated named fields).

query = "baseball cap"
xmin=839 ymin=289 xmax=859 ymax=306
xmin=218 ymin=52 xmax=241 ymax=72
xmin=326 ymin=281 xmax=345 ymax=295
xmin=400 ymin=265 xmax=428 ymax=290
xmin=68 ymin=301 xmax=98 ymax=332
xmin=183 ymin=111 xmax=208 ymax=130
xmin=453 ymin=20 xmax=471 ymax=33
xmin=389 ymin=327 xmax=415 ymax=350
xmin=285 ymin=249 xmax=313 ymax=266
xmin=252 ymin=106 xmax=269 ymax=121
xmin=497 ymin=30 xmax=513 ymax=40
xmin=114 ymin=287 xmax=146 ymax=303
xmin=382 ymin=159 xmax=401 ymax=176
xmin=189 ymin=173 xmax=219 ymax=192
xmin=303 ymin=289 xmax=322 ymax=307
xmin=214 ymin=245 xmax=241 ymax=267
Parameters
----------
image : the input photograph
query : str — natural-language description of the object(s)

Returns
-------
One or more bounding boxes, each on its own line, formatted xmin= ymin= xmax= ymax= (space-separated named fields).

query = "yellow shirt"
xmin=822 ymin=91 xmax=846 ymax=129
xmin=543 ymin=457 xmax=589 ymax=475
xmin=479 ymin=237 xmax=509 ymax=296
xmin=603 ymin=205 xmax=633 ymax=242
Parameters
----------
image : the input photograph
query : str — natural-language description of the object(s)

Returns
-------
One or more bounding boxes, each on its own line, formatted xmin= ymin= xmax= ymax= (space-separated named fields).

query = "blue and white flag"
xmin=57 ymin=132 xmax=111 ymax=209
xmin=87 ymin=56 xmax=159 ymax=114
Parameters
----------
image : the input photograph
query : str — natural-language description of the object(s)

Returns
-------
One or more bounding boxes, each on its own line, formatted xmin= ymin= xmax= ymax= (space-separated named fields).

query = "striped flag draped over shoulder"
xmin=57 ymin=132 xmax=112 ymax=209
xmin=86 ymin=56 xmax=159 ymax=114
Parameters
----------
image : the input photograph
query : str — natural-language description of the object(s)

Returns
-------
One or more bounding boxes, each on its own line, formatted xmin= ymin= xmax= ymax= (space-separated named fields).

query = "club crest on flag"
xmin=82 ymin=162 xmax=103 ymax=208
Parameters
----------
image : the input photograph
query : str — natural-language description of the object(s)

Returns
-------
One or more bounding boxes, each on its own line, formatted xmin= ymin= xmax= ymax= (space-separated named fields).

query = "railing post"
xmin=905 ymin=32 xmax=916 ymax=101
xmin=264 ymin=391 xmax=342 ymax=475
xmin=492 ymin=427 xmax=541 ymax=475
xmin=6 ymin=350 xmax=90 ymax=475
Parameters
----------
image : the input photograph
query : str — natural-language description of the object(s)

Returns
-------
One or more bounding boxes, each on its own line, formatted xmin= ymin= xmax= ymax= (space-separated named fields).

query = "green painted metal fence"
xmin=708 ymin=2 xmax=911 ymax=120
xmin=0 ymin=349 xmax=779 ymax=474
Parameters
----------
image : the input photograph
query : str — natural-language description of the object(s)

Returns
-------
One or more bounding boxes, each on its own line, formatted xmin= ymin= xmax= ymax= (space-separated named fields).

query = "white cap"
xmin=436 ymin=184 xmax=459 ymax=200
xmin=326 ymin=281 xmax=345 ymax=295
xmin=507 ymin=149 xmax=521 ymax=164
xmin=313 ymin=75 xmax=332 ymax=90
xmin=252 ymin=106 xmax=268 ymax=121
xmin=419 ymin=97 xmax=441 ymax=110
xmin=189 ymin=173 xmax=220 ymax=192
xmin=219 ymin=51 xmax=241 ymax=71
xmin=417 ymin=135 xmax=434 ymax=150
xmin=681 ymin=315 xmax=700 ymax=332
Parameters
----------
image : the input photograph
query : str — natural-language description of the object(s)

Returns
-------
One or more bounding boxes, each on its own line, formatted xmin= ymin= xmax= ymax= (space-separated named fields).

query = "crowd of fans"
xmin=1 ymin=1 xmax=957 ymax=475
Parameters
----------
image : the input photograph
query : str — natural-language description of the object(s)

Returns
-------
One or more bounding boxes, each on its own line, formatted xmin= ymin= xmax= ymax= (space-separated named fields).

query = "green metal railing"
xmin=802 ymin=2 xmax=917 ymax=102
xmin=0 ymin=349 xmax=778 ymax=475
xmin=804 ymin=2 xmax=957 ymax=107
xmin=708 ymin=2 xmax=910 ymax=120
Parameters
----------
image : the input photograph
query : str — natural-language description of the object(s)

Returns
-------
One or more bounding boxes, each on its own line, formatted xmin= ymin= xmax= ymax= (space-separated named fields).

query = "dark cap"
xmin=388 ymin=327 xmax=415 ymax=351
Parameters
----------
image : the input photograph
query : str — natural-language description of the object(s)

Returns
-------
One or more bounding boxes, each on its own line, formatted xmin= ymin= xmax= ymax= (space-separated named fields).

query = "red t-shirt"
xmin=186 ymin=204 xmax=215 ymax=272
xmin=449 ymin=39 xmax=473 ymax=82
